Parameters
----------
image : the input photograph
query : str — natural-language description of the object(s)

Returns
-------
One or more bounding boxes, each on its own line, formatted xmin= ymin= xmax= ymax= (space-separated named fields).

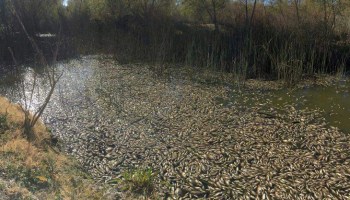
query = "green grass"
xmin=109 ymin=168 xmax=155 ymax=196
xmin=0 ymin=181 xmax=5 ymax=191
xmin=4 ymin=159 xmax=56 ymax=192
xmin=0 ymin=114 xmax=8 ymax=133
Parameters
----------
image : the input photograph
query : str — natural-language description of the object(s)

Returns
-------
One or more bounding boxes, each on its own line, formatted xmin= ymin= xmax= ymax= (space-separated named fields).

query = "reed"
xmin=2 ymin=0 xmax=349 ymax=86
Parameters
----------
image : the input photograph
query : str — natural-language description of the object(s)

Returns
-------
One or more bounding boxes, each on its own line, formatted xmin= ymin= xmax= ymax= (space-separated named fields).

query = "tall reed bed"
xmin=87 ymin=15 xmax=348 ymax=85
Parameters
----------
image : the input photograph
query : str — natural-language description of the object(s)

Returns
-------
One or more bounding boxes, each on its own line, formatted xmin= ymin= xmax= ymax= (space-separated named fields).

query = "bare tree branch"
xmin=8 ymin=0 xmax=63 ymax=141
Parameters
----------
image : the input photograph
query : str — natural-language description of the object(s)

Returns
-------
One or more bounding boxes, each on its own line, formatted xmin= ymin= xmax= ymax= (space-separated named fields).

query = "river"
xmin=1 ymin=55 xmax=350 ymax=198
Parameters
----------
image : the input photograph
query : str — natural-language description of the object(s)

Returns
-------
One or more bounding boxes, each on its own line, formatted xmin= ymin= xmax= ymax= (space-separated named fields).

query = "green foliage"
xmin=1 ymin=154 xmax=60 ymax=193
xmin=9 ymin=0 xmax=62 ymax=32
xmin=88 ymin=0 xmax=134 ymax=20
xmin=5 ymin=164 xmax=52 ymax=192
xmin=181 ymin=0 xmax=227 ymax=23
xmin=109 ymin=168 xmax=154 ymax=195
xmin=0 ymin=182 xmax=5 ymax=191
xmin=78 ymin=0 xmax=176 ymax=22
xmin=0 ymin=114 xmax=8 ymax=133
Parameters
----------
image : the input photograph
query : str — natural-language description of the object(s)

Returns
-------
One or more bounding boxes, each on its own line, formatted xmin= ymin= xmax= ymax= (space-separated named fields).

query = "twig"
xmin=8 ymin=1 xmax=63 ymax=141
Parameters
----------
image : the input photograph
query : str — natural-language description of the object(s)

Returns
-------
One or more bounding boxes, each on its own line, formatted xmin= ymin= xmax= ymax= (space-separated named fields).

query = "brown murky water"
xmin=0 ymin=56 xmax=349 ymax=133
xmin=226 ymin=81 xmax=350 ymax=133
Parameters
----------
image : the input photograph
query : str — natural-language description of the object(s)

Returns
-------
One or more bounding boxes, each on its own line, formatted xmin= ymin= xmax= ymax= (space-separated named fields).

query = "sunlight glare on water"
xmin=1 ymin=57 xmax=349 ymax=133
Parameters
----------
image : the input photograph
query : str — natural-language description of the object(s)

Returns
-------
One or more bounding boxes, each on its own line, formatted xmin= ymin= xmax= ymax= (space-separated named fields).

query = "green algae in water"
xmin=229 ymin=80 xmax=350 ymax=133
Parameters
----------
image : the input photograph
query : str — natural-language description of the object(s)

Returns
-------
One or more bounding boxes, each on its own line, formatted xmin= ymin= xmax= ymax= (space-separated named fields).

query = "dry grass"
xmin=0 ymin=96 xmax=109 ymax=199
xmin=0 ymin=97 xmax=49 ymax=144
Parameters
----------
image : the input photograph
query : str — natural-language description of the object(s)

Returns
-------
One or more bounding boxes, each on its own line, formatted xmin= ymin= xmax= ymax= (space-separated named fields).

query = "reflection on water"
xmin=229 ymin=79 xmax=350 ymax=132
xmin=269 ymin=81 xmax=350 ymax=131
xmin=0 ymin=56 xmax=349 ymax=133
xmin=0 ymin=57 xmax=96 ymax=122
xmin=0 ymin=66 xmax=51 ymax=111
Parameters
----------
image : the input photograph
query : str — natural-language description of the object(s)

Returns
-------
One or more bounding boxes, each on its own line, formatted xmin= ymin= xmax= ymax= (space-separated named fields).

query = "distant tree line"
xmin=1 ymin=0 xmax=350 ymax=83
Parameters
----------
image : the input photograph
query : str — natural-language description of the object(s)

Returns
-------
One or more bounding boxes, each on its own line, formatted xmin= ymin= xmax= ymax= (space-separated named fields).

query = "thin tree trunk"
xmin=211 ymin=0 xmax=218 ymax=31
xmin=323 ymin=0 xmax=328 ymax=34
xmin=10 ymin=1 xmax=46 ymax=66
xmin=249 ymin=0 xmax=257 ymax=29
xmin=294 ymin=0 xmax=301 ymax=27
xmin=9 ymin=0 xmax=63 ymax=141
xmin=331 ymin=0 xmax=337 ymax=30
xmin=277 ymin=0 xmax=286 ymax=26
xmin=245 ymin=0 xmax=249 ymax=27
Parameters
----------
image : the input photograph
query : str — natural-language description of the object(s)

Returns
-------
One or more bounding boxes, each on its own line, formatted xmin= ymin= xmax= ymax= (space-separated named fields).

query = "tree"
xmin=182 ymin=0 xmax=228 ymax=30
xmin=243 ymin=0 xmax=257 ymax=32
xmin=9 ymin=0 xmax=62 ymax=33
xmin=8 ymin=0 xmax=63 ymax=141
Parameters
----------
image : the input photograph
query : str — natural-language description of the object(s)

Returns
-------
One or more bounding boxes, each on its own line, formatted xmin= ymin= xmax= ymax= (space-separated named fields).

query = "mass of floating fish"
xmin=3 ymin=56 xmax=350 ymax=199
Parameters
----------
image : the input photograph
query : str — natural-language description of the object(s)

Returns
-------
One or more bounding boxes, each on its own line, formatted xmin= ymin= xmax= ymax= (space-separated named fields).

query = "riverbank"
xmin=0 ymin=97 xmax=116 ymax=199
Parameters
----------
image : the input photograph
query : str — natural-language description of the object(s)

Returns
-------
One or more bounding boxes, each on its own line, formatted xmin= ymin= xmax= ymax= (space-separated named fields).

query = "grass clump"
xmin=5 ymin=162 xmax=52 ymax=192
xmin=110 ymin=168 xmax=154 ymax=196
xmin=0 ymin=113 xmax=8 ymax=133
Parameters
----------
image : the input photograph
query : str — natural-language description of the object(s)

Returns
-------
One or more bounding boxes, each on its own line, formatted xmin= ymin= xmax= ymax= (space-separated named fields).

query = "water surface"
xmin=0 ymin=56 xmax=349 ymax=133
